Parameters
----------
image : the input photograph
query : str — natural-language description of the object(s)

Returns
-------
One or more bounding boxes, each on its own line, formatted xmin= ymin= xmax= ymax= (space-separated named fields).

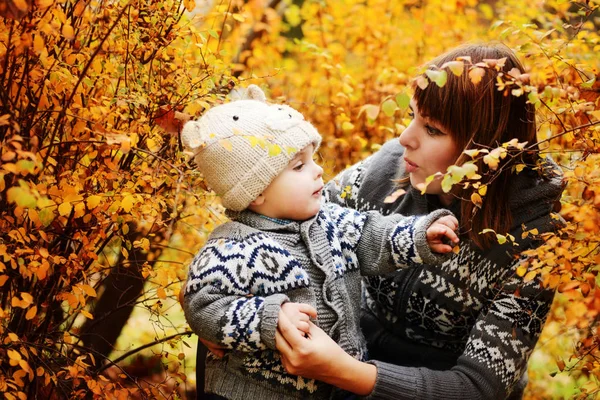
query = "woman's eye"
xmin=425 ymin=125 xmax=443 ymax=136
xmin=407 ymin=110 xmax=415 ymax=118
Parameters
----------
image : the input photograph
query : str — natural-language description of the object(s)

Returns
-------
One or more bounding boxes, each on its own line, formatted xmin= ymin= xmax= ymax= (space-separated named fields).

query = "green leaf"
xmin=425 ymin=70 xmax=447 ymax=87
xmin=381 ymin=99 xmax=398 ymax=117
xmin=7 ymin=187 xmax=37 ymax=208
xmin=395 ymin=92 xmax=411 ymax=109
xmin=581 ymin=76 xmax=596 ymax=89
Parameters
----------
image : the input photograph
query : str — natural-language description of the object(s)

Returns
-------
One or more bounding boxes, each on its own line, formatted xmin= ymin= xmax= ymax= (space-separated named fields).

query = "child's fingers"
xmin=296 ymin=303 xmax=317 ymax=319
xmin=437 ymin=215 xmax=458 ymax=231
xmin=442 ymin=225 xmax=459 ymax=243
xmin=429 ymin=242 xmax=453 ymax=253
xmin=428 ymin=224 xmax=459 ymax=244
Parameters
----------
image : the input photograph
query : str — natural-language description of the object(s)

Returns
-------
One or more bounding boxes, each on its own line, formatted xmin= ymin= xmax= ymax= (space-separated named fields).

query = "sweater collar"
xmin=229 ymin=209 xmax=317 ymax=234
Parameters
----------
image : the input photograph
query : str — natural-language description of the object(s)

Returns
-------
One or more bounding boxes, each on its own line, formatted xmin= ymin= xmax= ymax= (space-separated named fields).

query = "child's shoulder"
xmin=208 ymin=220 xmax=258 ymax=242
xmin=202 ymin=221 xmax=284 ymax=252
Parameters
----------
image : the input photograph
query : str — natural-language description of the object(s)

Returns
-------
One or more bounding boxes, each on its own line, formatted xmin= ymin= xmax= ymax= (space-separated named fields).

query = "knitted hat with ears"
xmin=181 ymin=85 xmax=322 ymax=211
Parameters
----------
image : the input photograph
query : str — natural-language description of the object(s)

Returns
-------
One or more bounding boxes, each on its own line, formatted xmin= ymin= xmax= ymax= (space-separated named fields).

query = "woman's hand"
xmin=199 ymin=337 xmax=227 ymax=358
xmin=275 ymin=311 xmax=377 ymax=395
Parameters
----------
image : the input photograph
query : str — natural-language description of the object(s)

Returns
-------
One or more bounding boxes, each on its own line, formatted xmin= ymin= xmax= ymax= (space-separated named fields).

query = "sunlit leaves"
xmin=425 ymin=69 xmax=447 ymax=87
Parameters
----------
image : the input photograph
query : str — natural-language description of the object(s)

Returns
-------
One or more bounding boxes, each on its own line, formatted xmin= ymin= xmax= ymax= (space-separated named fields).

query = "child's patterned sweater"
xmin=183 ymin=201 xmax=451 ymax=400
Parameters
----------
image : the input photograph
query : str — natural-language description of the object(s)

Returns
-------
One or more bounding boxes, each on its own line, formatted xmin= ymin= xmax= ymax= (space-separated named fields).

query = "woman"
xmin=274 ymin=43 xmax=564 ymax=399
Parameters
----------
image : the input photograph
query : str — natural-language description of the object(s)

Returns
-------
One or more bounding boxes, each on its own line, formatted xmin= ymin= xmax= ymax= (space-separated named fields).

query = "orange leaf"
xmin=384 ymin=189 xmax=406 ymax=204
xmin=25 ymin=305 xmax=37 ymax=320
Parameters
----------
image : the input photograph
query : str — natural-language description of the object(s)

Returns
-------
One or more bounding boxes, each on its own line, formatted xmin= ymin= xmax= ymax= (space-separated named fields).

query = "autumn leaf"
xmin=384 ymin=189 xmax=406 ymax=203
xmin=468 ymin=67 xmax=486 ymax=85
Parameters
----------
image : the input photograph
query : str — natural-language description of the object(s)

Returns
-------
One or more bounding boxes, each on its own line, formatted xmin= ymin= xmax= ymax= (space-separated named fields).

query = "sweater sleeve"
xmin=364 ymin=259 xmax=555 ymax=400
xmin=183 ymin=234 xmax=309 ymax=351
xmin=356 ymin=208 xmax=455 ymax=274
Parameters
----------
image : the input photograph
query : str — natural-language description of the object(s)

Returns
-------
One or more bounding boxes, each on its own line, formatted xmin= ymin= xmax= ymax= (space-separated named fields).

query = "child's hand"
xmin=426 ymin=215 xmax=459 ymax=253
xmin=279 ymin=302 xmax=317 ymax=335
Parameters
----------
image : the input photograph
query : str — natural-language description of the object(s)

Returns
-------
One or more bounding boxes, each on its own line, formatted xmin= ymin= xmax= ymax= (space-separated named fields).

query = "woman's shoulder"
xmin=326 ymin=139 xmax=411 ymax=213
xmin=508 ymin=156 xmax=565 ymax=233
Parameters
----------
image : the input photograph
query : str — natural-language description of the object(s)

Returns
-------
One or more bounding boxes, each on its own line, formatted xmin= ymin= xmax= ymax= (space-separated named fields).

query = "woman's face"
xmin=399 ymin=99 xmax=461 ymax=200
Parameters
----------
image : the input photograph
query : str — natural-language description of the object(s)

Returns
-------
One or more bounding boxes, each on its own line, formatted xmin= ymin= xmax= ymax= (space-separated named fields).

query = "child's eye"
xmin=407 ymin=110 xmax=415 ymax=118
xmin=293 ymin=162 xmax=304 ymax=171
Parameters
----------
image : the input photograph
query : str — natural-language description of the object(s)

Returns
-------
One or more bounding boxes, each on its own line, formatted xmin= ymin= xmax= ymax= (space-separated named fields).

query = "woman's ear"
xmin=250 ymin=194 xmax=265 ymax=207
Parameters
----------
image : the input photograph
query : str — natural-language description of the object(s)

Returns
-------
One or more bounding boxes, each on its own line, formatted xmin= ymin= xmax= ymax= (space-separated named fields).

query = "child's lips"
xmin=313 ymin=186 xmax=324 ymax=196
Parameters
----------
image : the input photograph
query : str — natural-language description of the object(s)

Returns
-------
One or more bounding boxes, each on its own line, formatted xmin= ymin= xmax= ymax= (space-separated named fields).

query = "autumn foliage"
xmin=1 ymin=0 xmax=600 ymax=398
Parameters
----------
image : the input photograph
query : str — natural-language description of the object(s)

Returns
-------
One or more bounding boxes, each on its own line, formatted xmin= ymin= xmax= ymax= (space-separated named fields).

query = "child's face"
xmin=249 ymin=144 xmax=324 ymax=221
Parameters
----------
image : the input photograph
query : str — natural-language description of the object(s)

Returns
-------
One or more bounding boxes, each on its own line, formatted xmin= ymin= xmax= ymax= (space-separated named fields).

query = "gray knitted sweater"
xmin=183 ymin=201 xmax=451 ymax=400
xmin=324 ymin=139 xmax=565 ymax=400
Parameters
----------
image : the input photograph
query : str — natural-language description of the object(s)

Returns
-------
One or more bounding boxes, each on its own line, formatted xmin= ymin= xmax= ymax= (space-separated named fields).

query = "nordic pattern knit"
xmin=183 ymin=201 xmax=452 ymax=400
xmin=323 ymin=139 xmax=565 ymax=400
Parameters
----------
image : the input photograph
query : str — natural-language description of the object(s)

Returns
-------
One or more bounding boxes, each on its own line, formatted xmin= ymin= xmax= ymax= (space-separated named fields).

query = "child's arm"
xmin=320 ymin=203 xmax=457 ymax=275
xmin=183 ymin=234 xmax=311 ymax=352
xmin=184 ymin=278 xmax=288 ymax=352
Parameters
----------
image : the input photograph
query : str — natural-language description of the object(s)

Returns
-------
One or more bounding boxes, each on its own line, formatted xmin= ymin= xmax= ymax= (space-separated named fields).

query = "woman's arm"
xmin=276 ymin=257 xmax=555 ymax=399
xmin=275 ymin=311 xmax=377 ymax=396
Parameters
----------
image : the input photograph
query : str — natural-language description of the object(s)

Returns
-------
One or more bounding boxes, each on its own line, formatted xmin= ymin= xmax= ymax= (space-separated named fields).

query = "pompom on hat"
xmin=181 ymin=85 xmax=322 ymax=211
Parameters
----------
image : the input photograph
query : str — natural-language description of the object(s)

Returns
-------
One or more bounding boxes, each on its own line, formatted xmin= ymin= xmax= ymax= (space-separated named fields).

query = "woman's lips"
xmin=405 ymin=158 xmax=418 ymax=173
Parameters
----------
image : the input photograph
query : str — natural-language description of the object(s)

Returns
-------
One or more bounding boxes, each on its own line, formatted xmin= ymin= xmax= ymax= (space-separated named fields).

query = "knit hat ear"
xmin=180 ymin=120 xmax=209 ymax=150
xmin=246 ymin=84 xmax=267 ymax=102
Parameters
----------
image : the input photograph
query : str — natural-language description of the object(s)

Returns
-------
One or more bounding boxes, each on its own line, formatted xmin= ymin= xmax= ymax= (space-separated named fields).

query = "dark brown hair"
xmin=412 ymin=43 xmax=537 ymax=249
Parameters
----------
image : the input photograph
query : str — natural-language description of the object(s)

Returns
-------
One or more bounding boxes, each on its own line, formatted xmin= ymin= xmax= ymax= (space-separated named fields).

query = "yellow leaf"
xmin=86 ymin=195 xmax=102 ymax=209
xmin=7 ymin=349 xmax=22 ymax=362
xmin=12 ymin=0 xmax=28 ymax=11
xmin=523 ymin=270 xmax=537 ymax=282
xmin=121 ymin=194 xmax=135 ymax=213
xmin=470 ymin=192 xmax=483 ymax=208
xmin=62 ymin=24 xmax=74 ymax=40
xmin=516 ymin=265 xmax=527 ymax=277
xmin=441 ymin=60 xmax=465 ymax=76
xmin=342 ymin=121 xmax=354 ymax=131
xmin=268 ymin=144 xmax=282 ymax=157
xmin=25 ymin=306 xmax=37 ymax=320
xmin=219 ymin=139 xmax=233 ymax=151
xmin=74 ymin=202 xmax=85 ymax=218
xmin=157 ymin=287 xmax=167 ymax=300
xmin=478 ymin=185 xmax=487 ymax=196
xmin=0 ymin=275 xmax=8 ymax=286
xmin=384 ymin=189 xmax=406 ymax=204
xmin=82 ymin=284 xmax=97 ymax=297
xmin=36 ymin=0 xmax=54 ymax=9
xmin=247 ymin=136 xmax=259 ymax=147
xmin=80 ymin=310 xmax=94 ymax=319
xmin=58 ymin=201 xmax=72 ymax=217
xmin=0 ymin=114 xmax=11 ymax=126
xmin=468 ymin=67 xmax=486 ymax=85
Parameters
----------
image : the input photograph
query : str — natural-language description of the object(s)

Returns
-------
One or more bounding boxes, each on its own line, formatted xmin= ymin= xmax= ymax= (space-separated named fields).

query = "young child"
xmin=181 ymin=85 xmax=459 ymax=400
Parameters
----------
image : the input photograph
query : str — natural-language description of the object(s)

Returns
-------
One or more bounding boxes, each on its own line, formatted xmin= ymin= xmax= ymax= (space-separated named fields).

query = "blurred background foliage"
xmin=0 ymin=0 xmax=599 ymax=398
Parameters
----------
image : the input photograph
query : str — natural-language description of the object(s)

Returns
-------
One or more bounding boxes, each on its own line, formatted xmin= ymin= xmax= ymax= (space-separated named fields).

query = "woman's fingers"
xmin=199 ymin=337 xmax=226 ymax=358
xmin=276 ymin=310 xmax=305 ymax=349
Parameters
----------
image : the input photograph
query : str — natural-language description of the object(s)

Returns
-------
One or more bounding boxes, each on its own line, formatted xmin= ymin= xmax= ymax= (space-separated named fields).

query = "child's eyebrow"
xmin=292 ymin=148 xmax=309 ymax=160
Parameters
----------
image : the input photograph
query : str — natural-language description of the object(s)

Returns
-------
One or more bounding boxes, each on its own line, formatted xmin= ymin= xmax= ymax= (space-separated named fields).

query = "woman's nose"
xmin=399 ymin=122 xmax=417 ymax=149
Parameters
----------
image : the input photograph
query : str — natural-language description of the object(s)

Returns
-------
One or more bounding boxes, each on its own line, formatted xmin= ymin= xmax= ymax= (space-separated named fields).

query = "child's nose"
xmin=315 ymin=163 xmax=323 ymax=179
